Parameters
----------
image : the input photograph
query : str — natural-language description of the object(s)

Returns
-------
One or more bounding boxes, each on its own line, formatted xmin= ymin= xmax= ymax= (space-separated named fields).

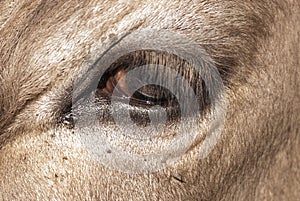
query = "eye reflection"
xmin=97 ymin=67 xmax=178 ymax=107
xmin=93 ymin=50 xmax=209 ymax=127
xmin=96 ymin=69 xmax=181 ymax=126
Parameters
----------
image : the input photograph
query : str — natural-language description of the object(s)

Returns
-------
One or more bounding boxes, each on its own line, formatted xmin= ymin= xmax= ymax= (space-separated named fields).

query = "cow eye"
xmin=91 ymin=50 xmax=208 ymax=126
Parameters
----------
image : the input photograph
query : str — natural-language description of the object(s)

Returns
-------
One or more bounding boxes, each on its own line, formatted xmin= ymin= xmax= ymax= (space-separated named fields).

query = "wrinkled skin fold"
xmin=0 ymin=0 xmax=299 ymax=200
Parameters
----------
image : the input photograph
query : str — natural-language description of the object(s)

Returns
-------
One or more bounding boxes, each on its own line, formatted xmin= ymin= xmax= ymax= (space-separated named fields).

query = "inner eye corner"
xmin=58 ymin=101 xmax=75 ymax=129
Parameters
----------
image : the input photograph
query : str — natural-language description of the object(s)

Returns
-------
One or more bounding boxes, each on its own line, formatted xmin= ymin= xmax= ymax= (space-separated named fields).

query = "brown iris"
xmin=98 ymin=69 xmax=131 ymax=98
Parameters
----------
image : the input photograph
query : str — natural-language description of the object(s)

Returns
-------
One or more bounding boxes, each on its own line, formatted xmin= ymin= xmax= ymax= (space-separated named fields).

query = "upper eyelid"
xmin=73 ymin=28 xmax=217 ymax=99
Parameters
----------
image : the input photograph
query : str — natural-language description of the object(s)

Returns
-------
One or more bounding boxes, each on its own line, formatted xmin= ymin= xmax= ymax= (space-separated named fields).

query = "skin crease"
xmin=0 ymin=0 xmax=299 ymax=200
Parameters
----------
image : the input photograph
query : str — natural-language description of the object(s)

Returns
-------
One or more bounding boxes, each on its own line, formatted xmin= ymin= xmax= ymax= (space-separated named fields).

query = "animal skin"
xmin=0 ymin=0 xmax=299 ymax=200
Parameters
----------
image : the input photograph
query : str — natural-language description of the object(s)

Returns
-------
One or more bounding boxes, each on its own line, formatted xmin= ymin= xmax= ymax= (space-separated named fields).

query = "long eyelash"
xmin=99 ymin=50 xmax=200 ymax=92
xmin=130 ymin=50 xmax=210 ymax=109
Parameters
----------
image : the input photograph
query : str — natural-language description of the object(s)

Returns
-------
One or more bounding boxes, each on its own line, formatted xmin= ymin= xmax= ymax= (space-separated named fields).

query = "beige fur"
xmin=0 ymin=0 xmax=299 ymax=200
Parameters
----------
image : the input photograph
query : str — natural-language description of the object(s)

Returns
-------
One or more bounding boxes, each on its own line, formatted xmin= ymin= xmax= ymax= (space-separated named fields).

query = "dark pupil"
xmin=131 ymin=85 xmax=176 ymax=107
xmin=129 ymin=84 xmax=180 ymax=127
